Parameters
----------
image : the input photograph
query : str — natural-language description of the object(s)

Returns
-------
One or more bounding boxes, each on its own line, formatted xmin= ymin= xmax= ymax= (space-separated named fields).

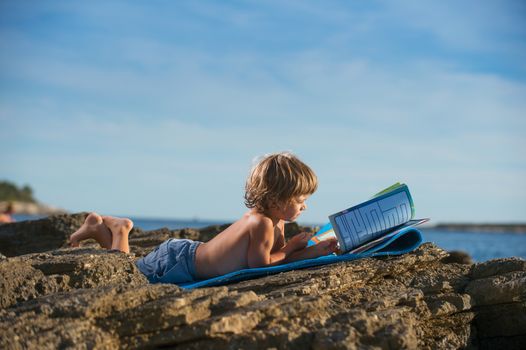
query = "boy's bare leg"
xmin=69 ymin=212 xmax=113 ymax=249
xmin=102 ymin=216 xmax=133 ymax=254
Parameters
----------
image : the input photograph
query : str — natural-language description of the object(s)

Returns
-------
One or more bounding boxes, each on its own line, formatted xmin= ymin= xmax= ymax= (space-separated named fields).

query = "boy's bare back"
xmin=195 ymin=200 xmax=338 ymax=279
xmin=195 ymin=209 xmax=281 ymax=278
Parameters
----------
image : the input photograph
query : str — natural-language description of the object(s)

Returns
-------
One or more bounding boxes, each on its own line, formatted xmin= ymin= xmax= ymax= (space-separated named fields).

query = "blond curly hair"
xmin=244 ymin=152 xmax=318 ymax=212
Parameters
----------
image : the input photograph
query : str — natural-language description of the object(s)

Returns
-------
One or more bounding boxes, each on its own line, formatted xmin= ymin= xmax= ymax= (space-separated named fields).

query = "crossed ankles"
xmin=69 ymin=213 xmax=133 ymax=253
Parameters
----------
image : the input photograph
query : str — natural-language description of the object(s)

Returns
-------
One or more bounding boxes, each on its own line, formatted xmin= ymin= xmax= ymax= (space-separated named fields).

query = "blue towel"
xmin=179 ymin=226 xmax=423 ymax=289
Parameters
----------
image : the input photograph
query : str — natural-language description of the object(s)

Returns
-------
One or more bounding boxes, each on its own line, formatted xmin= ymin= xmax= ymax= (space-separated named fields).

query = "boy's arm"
xmin=284 ymin=239 xmax=339 ymax=263
xmin=247 ymin=219 xmax=296 ymax=268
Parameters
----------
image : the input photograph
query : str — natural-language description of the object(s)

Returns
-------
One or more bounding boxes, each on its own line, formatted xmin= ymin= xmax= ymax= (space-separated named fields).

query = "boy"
xmin=69 ymin=152 xmax=338 ymax=284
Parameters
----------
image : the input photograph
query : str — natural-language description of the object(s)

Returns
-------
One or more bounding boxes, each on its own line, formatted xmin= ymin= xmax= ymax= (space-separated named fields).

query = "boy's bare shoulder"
xmin=244 ymin=210 xmax=274 ymax=233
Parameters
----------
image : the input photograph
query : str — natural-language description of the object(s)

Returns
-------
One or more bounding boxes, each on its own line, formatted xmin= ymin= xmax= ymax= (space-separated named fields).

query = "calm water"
xmin=11 ymin=215 xmax=526 ymax=262
xmin=421 ymin=229 xmax=526 ymax=262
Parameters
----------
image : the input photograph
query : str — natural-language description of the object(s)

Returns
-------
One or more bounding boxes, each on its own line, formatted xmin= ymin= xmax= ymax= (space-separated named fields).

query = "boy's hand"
xmin=316 ymin=238 xmax=339 ymax=255
xmin=286 ymin=232 xmax=313 ymax=252
xmin=302 ymin=238 xmax=339 ymax=258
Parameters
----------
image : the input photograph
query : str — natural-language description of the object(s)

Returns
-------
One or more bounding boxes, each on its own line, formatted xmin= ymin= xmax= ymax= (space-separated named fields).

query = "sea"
xmin=12 ymin=214 xmax=526 ymax=263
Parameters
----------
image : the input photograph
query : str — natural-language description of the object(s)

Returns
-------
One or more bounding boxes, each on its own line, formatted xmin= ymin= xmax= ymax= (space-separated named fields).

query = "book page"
xmin=349 ymin=218 xmax=429 ymax=254
xmin=331 ymin=188 xmax=413 ymax=252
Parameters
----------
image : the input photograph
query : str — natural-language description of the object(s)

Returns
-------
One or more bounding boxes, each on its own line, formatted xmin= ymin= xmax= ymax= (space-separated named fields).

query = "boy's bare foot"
xmin=102 ymin=216 xmax=133 ymax=254
xmin=69 ymin=212 xmax=112 ymax=249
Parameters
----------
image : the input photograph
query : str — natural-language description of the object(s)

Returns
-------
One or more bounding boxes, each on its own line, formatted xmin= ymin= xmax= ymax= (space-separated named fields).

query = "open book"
xmin=308 ymin=183 xmax=429 ymax=254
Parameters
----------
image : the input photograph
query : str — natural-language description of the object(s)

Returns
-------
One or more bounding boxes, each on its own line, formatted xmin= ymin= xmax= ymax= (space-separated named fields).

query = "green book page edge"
xmin=372 ymin=182 xmax=403 ymax=198
xmin=372 ymin=182 xmax=415 ymax=219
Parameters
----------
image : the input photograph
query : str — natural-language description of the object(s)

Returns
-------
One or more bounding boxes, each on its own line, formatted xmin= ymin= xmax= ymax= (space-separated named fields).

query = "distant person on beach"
xmin=0 ymin=202 xmax=15 ymax=224
xmin=69 ymin=152 xmax=338 ymax=284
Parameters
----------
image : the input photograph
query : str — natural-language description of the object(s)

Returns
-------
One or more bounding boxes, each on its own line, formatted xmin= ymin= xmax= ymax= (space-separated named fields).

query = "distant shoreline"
xmin=1 ymin=200 xmax=66 ymax=216
xmin=426 ymin=223 xmax=526 ymax=234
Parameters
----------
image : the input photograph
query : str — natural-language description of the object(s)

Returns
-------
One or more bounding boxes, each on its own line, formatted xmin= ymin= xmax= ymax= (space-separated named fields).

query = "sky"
xmin=0 ymin=0 xmax=525 ymax=224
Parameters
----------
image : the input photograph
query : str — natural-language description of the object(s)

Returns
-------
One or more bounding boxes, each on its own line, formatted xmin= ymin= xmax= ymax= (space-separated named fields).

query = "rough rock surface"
xmin=1 ymin=215 xmax=525 ymax=349
xmin=0 ymin=213 xmax=89 ymax=256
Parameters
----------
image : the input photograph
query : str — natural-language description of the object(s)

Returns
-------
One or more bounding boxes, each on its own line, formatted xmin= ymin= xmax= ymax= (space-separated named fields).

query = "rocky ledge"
xmin=1 ymin=214 xmax=525 ymax=349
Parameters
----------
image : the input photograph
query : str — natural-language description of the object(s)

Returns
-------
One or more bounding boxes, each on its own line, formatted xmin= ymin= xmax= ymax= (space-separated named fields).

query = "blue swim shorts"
xmin=135 ymin=238 xmax=202 ymax=284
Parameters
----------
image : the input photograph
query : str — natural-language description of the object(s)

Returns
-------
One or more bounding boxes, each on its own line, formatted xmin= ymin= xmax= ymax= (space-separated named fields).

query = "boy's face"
xmin=279 ymin=195 xmax=309 ymax=222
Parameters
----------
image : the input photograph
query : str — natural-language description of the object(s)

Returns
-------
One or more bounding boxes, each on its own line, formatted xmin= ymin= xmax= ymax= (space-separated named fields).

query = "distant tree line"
xmin=0 ymin=180 xmax=36 ymax=203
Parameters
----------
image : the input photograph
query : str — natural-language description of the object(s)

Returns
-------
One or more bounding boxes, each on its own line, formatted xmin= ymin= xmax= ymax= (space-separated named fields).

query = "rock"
xmin=0 ymin=248 xmax=147 ymax=309
xmin=0 ymin=214 xmax=525 ymax=349
xmin=442 ymin=250 xmax=473 ymax=265
xmin=284 ymin=221 xmax=314 ymax=240
xmin=0 ymin=212 xmax=89 ymax=256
